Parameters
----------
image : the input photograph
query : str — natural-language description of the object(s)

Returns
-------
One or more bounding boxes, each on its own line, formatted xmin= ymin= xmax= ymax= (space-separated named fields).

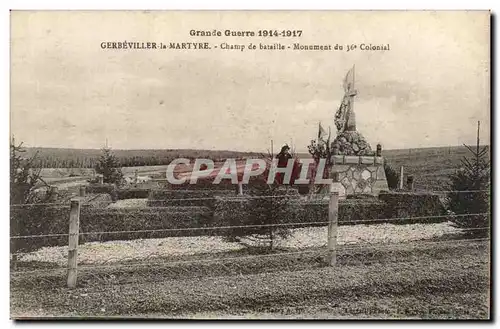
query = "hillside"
xmin=383 ymin=145 xmax=490 ymax=191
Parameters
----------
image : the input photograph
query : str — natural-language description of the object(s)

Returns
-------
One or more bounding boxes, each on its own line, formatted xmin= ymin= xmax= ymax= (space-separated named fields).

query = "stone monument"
xmin=329 ymin=66 xmax=389 ymax=198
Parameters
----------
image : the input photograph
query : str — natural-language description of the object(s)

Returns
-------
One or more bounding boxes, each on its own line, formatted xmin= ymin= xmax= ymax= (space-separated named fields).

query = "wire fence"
xmin=10 ymin=237 xmax=489 ymax=276
xmin=9 ymin=212 xmax=490 ymax=240
xmin=9 ymin=189 xmax=492 ymax=208
xmin=9 ymin=189 xmax=491 ymax=286
xmin=7 ymin=223 xmax=491 ymax=260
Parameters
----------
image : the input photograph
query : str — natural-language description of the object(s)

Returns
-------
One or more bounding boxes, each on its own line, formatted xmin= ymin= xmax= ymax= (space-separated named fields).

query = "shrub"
xmin=384 ymin=160 xmax=400 ymax=190
xmin=10 ymin=139 xmax=55 ymax=205
xmin=447 ymin=139 xmax=490 ymax=235
xmin=221 ymin=185 xmax=302 ymax=250
xmin=95 ymin=147 xmax=124 ymax=186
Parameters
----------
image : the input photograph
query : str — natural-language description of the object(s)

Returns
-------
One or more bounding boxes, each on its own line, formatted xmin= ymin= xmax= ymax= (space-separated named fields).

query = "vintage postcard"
xmin=10 ymin=10 xmax=490 ymax=320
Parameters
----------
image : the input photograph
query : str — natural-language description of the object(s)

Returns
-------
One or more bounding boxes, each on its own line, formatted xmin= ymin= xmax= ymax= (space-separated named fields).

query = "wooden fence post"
xmin=399 ymin=166 xmax=404 ymax=190
xmin=67 ymin=199 xmax=81 ymax=289
xmin=327 ymin=191 xmax=339 ymax=266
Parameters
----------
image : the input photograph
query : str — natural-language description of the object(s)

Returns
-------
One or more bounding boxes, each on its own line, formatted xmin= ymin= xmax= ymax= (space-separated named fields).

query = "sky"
xmin=10 ymin=11 xmax=490 ymax=152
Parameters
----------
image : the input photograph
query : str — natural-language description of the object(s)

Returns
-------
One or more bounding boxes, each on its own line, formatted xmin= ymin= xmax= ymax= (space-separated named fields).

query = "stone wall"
xmin=329 ymin=155 xmax=389 ymax=198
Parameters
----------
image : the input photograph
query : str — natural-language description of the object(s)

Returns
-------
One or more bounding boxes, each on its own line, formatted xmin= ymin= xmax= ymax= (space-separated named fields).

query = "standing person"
xmin=275 ymin=144 xmax=292 ymax=184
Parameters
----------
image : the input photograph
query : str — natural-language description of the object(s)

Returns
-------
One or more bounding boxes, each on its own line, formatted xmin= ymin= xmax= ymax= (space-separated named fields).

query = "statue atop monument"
xmin=332 ymin=66 xmax=374 ymax=156
xmin=334 ymin=66 xmax=358 ymax=133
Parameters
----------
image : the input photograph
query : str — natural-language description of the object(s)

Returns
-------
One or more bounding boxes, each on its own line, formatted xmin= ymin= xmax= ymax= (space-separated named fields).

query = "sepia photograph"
xmin=9 ymin=10 xmax=491 ymax=320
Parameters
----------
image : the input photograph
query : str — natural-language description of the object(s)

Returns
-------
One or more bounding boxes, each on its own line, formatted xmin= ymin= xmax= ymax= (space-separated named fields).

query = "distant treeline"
xmin=25 ymin=147 xmax=263 ymax=168
xmin=24 ymin=145 xmax=489 ymax=169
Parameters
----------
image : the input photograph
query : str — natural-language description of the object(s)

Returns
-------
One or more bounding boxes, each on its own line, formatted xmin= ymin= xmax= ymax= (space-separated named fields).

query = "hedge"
xmin=213 ymin=192 xmax=447 ymax=229
xmin=11 ymin=205 xmax=72 ymax=253
xmin=10 ymin=205 xmax=214 ymax=253
xmin=78 ymin=207 xmax=214 ymax=241
xmin=147 ymin=189 xmax=236 ymax=208
xmin=213 ymin=197 xmax=248 ymax=230
xmin=300 ymin=200 xmax=389 ymax=225
xmin=10 ymin=191 xmax=448 ymax=253
xmin=378 ymin=192 xmax=446 ymax=222
xmin=85 ymin=183 xmax=117 ymax=201
xmin=82 ymin=193 xmax=113 ymax=208
xmin=299 ymin=192 xmax=446 ymax=225
xmin=85 ymin=186 xmax=151 ymax=201
xmin=164 ymin=180 xmax=240 ymax=190
xmin=116 ymin=188 xmax=151 ymax=200
xmin=213 ymin=198 xmax=387 ymax=229
xmin=213 ymin=187 xmax=302 ymax=237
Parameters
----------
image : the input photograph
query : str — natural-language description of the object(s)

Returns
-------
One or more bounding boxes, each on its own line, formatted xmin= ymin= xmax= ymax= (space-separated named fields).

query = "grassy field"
xmin=11 ymin=238 xmax=490 ymax=319
xmin=383 ymin=145 xmax=490 ymax=191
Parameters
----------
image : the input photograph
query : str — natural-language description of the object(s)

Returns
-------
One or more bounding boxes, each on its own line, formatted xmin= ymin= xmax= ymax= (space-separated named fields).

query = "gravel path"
xmin=17 ymin=222 xmax=459 ymax=266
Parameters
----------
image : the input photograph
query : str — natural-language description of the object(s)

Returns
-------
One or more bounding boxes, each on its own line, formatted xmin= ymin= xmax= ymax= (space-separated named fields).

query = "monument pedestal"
xmin=329 ymin=155 xmax=389 ymax=198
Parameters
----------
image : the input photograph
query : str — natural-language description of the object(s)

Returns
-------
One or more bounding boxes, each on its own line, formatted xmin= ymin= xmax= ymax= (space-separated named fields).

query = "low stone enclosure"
xmin=329 ymin=155 xmax=389 ymax=197
xmin=11 ymin=185 xmax=446 ymax=253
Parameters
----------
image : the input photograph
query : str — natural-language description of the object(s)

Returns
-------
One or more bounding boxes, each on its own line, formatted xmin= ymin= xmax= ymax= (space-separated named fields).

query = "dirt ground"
xmin=11 ymin=238 xmax=490 ymax=320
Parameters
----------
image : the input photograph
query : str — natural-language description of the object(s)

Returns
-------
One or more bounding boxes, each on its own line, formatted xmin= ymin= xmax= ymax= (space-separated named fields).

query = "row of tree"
xmin=33 ymin=157 xmax=99 ymax=168
xmin=25 ymin=147 xmax=260 ymax=168
xmin=32 ymin=155 xmax=222 ymax=168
